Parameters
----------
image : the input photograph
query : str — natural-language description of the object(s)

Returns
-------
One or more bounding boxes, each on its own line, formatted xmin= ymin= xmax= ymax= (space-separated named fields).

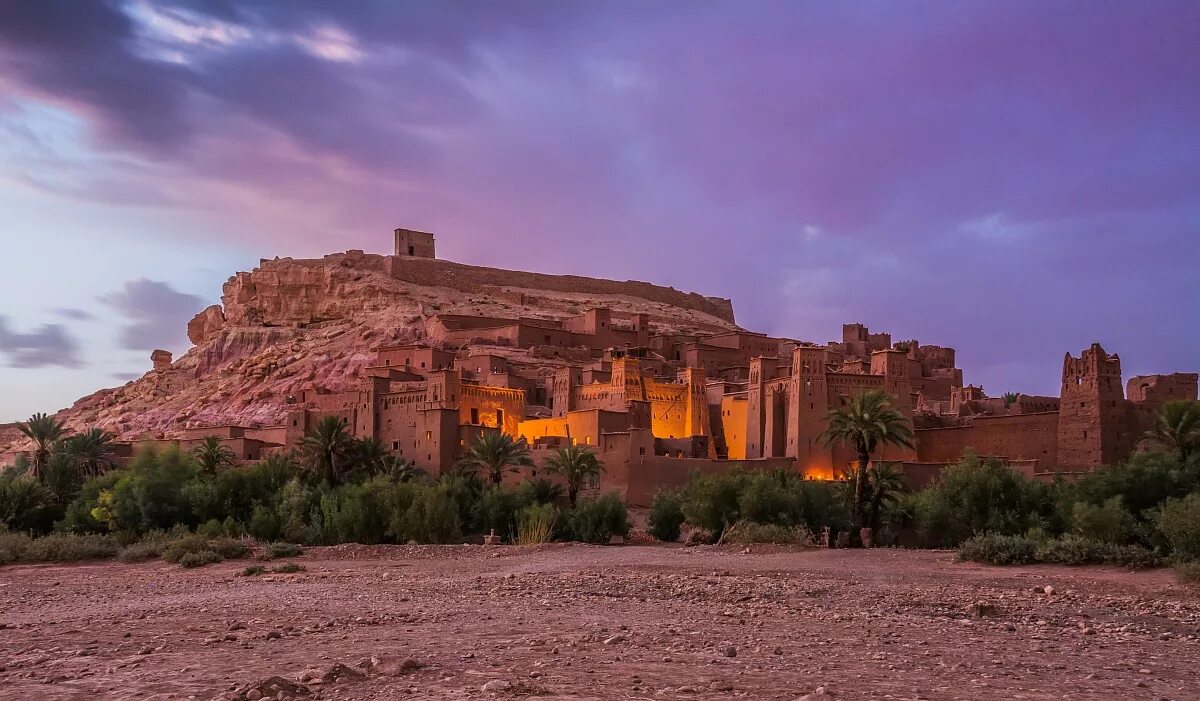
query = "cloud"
xmin=100 ymin=279 xmax=206 ymax=350
xmin=0 ymin=316 xmax=84 ymax=368
xmin=53 ymin=307 xmax=95 ymax=321
xmin=0 ymin=1 xmax=1196 ymax=395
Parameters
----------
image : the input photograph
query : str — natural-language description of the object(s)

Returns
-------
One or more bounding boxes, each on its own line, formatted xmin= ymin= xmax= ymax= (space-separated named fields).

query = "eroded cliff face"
xmin=3 ymin=251 xmax=739 ymax=448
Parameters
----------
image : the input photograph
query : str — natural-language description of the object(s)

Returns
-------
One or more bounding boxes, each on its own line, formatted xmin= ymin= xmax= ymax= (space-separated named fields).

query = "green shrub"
xmin=117 ymin=541 xmax=164 ymax=563
xmin=178 ymin=550 xmax=222 ymax=568
xmin=957 ymin=534 xmax=1038 ymax=565
xmin=262 ymin=542 xmax=303 ymax=559
xmin=207 ymin=537 xmax=250 ymax=559
xmin=1175 ymin=562 xmax=1200 ymax=586
xmin=648 ymin=490 xmax=685 ymax=542
xmin=196 ymin=519 xmax=225 ymax=538
xmin=961 ymin=533 xmax=1163 ymax=569
xmin=0 ymin=471 xmax=55 ymax=534
xmin=915 ymin=454 xmax=1060 ymax=547
xmin=723 ymin=521 xmax=814 ymax=545
xmin=1072 ymin=497 xmax=1135 ymax=544
xmin=680 ymin=472 xmax=746 ymax=534
xmin=738 ymin=474 xmax=804 ymax=526
xmin=1157 ymin=494 xmax=1200 ymax=560
xmin=0 ymin=527 xmax=32 ymax=564
xmin=21 ymin=533 xmax=120 ymax=562
xmin=161 ymin=533 xmax=207 ymax=562
xmin=272 ymin=562 xmax=305 ymax=573
xmin=516 ymin=503 xmax=557 ymax=545
xmin=474 ymin=485 xmax=519 ymax=537
xmin=241 ymin=564 xmax=266 ymax=576
xmin=248 ymin=505 xmax=280 ymax=542
xmin=567 ymin=492 xmax=630 ymax=544
xmin=400 ymin=485 xmax=462 ymax=544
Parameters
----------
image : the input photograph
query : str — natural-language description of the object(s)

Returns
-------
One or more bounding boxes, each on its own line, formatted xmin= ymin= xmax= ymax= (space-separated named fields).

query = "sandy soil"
xmin=1 ymin=545 xmax=1197 ymax=700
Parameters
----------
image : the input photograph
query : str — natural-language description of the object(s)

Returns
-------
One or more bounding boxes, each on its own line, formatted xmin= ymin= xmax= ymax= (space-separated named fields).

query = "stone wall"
xmin=914 ymin=412 xmax=1059 ymax=467
xmin=387 ymin=256 xmax=735 ymax=324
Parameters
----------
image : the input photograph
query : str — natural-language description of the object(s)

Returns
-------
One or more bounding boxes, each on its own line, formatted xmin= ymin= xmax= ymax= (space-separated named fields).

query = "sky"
xmin=0 ymin=1 xmax=1197 ymax=422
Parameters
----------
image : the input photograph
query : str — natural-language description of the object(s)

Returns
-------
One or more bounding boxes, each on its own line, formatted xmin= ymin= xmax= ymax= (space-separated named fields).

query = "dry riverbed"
xmin=1 ymin=545 xmax=1197 ymax=700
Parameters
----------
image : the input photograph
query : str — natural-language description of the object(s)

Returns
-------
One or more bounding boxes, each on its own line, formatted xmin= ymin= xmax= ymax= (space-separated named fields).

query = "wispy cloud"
xmin=100 ymin=279 xmax=206 ymax=350
xmin=0 ymin=316 xmax=83 ymax=368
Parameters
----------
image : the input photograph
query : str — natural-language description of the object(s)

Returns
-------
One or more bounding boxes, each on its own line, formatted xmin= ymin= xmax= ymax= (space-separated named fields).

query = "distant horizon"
xmin=1 ymin=1 xmax=1197 ymax=420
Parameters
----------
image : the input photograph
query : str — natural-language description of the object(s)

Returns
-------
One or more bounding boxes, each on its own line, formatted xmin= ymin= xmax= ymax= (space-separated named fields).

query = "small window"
xmin=425 ymin=431 xmax=432 ymax=440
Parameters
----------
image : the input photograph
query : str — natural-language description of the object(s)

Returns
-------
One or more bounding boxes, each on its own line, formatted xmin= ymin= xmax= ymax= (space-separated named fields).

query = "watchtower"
xmin=393 ymin=228 xmax=436 ymax=258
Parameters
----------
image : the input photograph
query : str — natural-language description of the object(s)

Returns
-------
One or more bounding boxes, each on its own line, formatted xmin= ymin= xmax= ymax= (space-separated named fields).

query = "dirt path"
xmin=1 ymin=545 xmax=1197 ymax=700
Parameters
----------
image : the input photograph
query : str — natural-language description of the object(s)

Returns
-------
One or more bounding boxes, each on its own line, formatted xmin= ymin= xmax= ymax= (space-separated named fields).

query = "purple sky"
xmin=0 ymin=1 xmax=1197 ymax=420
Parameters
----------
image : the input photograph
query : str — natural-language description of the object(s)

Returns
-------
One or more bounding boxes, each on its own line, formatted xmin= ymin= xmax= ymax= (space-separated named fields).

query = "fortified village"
xmin=3 ymin=228 xmax=1195 ymax=506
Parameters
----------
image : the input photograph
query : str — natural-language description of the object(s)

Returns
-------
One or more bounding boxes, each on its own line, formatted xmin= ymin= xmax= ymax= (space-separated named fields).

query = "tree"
xmin=16 ymin=412 xmax=67 ymax=482
xmin=353 ymin=437 xmax=419 ymax=483
xmin=457 ymin=432 xmax=532 ymax=486
xmin=544 ymin=444 xmax=604 ymax=507
xmin=819 ymin=390 xmax=914 ymax=535
xmin=300 ymin=416 xmax=356 ymax=486
xmin=59 ymin=428 xmax=117 ymax=478
xmin=1002 ymin=392 xmax=1019 ymax=408
xmin=190 ymin=436 xmax=236 ymax=474
xmin=862 ymin=461 xmax=907 ymax=531
xmin=1141 ymin=400 xmax=1200 ymax=462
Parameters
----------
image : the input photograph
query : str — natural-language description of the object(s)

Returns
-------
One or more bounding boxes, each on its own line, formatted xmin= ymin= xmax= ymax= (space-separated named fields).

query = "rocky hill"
xmin=4 ymin=251 xmax=739 ymax=448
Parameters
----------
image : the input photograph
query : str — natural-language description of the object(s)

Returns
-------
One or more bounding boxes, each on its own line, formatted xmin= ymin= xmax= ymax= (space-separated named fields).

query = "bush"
xmin=262 ymin=542 xmax=304 ymax=559
xmin=198 ymin=519 xmax=230 ymax=538
xmin=1072 ymin=497 xmax=1136 ymax=545
xmin=680 ymin=472 xmax=746 ymax=534
xmin=1175 ymin=562 xmax=1200 ymax=586
xmin=567 ymin=492 xmax=630 ymax=544
xmin=1157 ymin=494 xmax=1200 ymax=561
xmin=400 ymin=486 xmax=462 ymax=544
xmin=957 ymin=534 xmax=1038 ymax=565
xmin=474 ymin=485 xmax=519 ymax=538
xmin=914 ymin=454 xmax=1060 ymax=547
xmin=648 ymin=490 xmax=685 ymax=542
xmin=117 ymin=541 xmax=164 ymax=563
xmin=272 ymin=562 xmax=305 ymax=573
xmin=21 ymin=533 xmax=121 ymax=562
xmin=161 ymin=533 xmax=211 ymax=563
xmin=248 ymin=505 xmax=280 ymax=542
xmin=241 ymin=564 xmax=266 ymax=576
xmin=0 ymin=470 xmax=55 ymax=534
xmin=516 ymin=503 xmax=556 ymax=545
xmin=0 ymin=527 xmax=32 ymax=564
xmin=178 ymin=550 xmax=223 ymax=568
xmin=723 ymin=521 xmax=814 ymax=545
xmin=961 ymin=533 xmax=1163 ymax=569
xmin=738 ymin=474 xmax=803 ymax=526
xmin=208 ymin=537 xmax=250 ymax=559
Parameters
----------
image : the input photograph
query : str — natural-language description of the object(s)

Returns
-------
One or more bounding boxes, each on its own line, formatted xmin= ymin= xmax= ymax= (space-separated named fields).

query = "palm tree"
xmin=1141 ymin=400 xmax=1200 ymax=462
xmin=300 ymin=416 xmax=356 ymax=485
xmin=190 ymin=436 xmax=236 ymax=474
xmin=16 ymin=412 xmax=67 ymax=482
xmin=348 ymin=437 xmax=420 ymax=482
xmin=819 ymin=389 xmax=914 ymax=534
xmin=58 ymin=428 xmax=117 ymax=478
xmin=544 ymin=444 xmax=605 ymax=507
xmin=862 ymin=461 xmax=907 ymax=531
xmin=352 ymin=437 xmax=390 ymax=478
xmin=1002 ymin=392 xmax=1019 ymax=408
xmin=457 ymin=431 xmax=533 ymax=486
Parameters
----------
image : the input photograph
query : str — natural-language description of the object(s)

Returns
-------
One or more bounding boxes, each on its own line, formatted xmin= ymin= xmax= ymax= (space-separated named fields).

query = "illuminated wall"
xmin=719 ymin=394 xmax=748 ymax=460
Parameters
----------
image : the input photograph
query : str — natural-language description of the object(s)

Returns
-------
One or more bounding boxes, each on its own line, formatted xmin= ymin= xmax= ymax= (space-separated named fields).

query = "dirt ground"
xmin=1 ymin=545 xmax=1197 ymax=701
